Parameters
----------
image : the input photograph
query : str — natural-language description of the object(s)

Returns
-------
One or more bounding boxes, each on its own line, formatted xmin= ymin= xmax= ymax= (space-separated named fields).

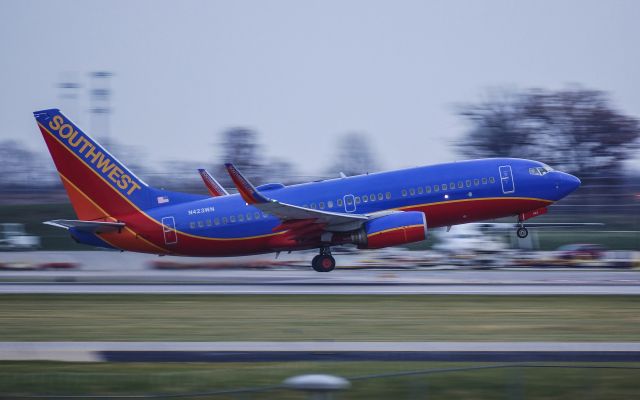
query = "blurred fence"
xmin=3 ymin=364 xmax=640 ymax=399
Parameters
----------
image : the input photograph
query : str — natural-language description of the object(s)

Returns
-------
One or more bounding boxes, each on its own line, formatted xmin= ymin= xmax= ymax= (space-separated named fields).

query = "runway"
xmin=3 ymin=342 xmax=639 ymax=362
xmin=2 ymin=251 xmax=640 ymax=294
xmin=1 ymin=283 xmax=639 ymax=294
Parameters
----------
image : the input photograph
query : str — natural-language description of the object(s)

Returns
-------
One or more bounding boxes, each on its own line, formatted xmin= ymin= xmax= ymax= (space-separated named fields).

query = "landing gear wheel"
xmin=517 ymin=227 xmax=529 ymax=239
xmin=313 ymin=255 xmax=336 ymax=272
xmin=311 ymin=255 xmax=321 ymax=267
xmin=312 ymin=247 xmax=336 ymax=272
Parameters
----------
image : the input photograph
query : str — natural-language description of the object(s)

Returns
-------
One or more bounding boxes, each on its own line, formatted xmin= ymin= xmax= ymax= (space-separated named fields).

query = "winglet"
xmin=224 ymin=163 xmax=270 ymax=204
xmin=198 ymin=169 xmax=229 ymax=197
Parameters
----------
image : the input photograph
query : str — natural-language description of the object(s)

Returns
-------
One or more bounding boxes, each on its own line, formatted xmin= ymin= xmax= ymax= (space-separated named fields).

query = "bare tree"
xmin=327 ymin=132 xmax=380 ymax=176
xmin=0 ymin=140 xmax=57 ymax=188
xmin=457 ymin=87 xmax=640 ymax=180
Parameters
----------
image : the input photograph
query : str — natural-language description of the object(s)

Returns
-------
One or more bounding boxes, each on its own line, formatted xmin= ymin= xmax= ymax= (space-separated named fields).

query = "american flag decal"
xmin=157 ymin=196 xmax=169 ymax=204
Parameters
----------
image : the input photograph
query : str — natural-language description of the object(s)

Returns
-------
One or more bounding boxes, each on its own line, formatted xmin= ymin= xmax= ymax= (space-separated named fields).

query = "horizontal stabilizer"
xmin=44 ymin=219 xmax=125 ymax=233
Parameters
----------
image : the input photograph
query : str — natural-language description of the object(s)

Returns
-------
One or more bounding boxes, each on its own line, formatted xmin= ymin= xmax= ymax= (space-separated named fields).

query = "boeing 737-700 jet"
xmin=34 ymin=109 xmax=581 ymax=272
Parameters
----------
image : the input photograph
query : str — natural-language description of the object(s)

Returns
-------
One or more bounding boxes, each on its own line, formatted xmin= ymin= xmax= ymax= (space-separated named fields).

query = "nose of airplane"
xmin=555 ymin=172 xmax=581 ymax=198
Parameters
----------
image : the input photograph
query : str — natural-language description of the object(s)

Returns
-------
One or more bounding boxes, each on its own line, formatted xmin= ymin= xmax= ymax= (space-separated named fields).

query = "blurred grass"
xmin=1 ymin=361 xmax=639 ymax=398
xmin=1 ymin=295 xmax=640 ymax=341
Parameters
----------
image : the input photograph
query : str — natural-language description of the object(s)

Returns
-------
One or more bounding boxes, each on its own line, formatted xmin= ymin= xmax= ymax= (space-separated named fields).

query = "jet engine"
xmin=351 ymin=211 xmax=427 ymax=249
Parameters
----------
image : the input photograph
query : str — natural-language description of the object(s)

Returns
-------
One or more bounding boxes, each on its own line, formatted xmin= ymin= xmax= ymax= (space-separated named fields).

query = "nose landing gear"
xmin=516 ymin=225 xmax=529 ymax=238
xmin=312 ymin=247 xmax=336 ymax=272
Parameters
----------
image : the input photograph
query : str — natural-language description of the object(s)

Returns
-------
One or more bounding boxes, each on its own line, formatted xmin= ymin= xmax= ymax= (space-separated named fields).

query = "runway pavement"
xmin=1 ymin=283 xmax=639 ymax=294
xmin=2 ymin=342 xmax=639 ymax=362
xmin=2 ymin=251 xmax=640 ymax=294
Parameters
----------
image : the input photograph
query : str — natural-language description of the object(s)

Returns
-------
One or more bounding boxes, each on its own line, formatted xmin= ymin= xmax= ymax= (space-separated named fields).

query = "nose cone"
xmin=568 ymin=174 xmax=581 ymax=192
xmin=556 ymin=172 xmax=581 ymax=199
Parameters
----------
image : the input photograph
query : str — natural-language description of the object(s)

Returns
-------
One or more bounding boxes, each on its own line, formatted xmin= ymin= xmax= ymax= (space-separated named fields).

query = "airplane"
xmin=34 ymin=109 xmax=582 ymax=272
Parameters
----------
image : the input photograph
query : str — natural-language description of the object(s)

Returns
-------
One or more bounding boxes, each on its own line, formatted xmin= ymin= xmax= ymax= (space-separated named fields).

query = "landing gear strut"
xmin=312 ymin=247 xmax=336 ymax=272
xmin=516 ymin=226 xmax=529 ymax=239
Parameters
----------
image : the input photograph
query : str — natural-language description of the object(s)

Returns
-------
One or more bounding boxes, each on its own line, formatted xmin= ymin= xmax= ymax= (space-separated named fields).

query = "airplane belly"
xmin=404 ymin=197 xmax=552 ymax=229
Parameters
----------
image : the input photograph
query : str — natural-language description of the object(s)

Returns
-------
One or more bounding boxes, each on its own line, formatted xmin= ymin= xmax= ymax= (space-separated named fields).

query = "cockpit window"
xmin=529 ymin=165 xmax=552 ymax=176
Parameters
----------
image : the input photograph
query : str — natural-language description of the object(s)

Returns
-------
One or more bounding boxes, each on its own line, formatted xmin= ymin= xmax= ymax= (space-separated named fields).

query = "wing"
xmin=44 ymin=219 xmax=125 ymax=233
xmin=198 ymin=168 xmax=229 ymax=197
xmin=224 ymin=163 xmax=369 ymax=232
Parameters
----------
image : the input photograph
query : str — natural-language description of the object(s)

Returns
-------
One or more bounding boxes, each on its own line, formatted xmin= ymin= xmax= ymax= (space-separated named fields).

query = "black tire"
xmin=311 ymin=255 xmax=321 ymax=271
xmin=517 ymin=227 xmax=528 ymax=239
xmin=313 ymin=255 xmax=336 ymax=272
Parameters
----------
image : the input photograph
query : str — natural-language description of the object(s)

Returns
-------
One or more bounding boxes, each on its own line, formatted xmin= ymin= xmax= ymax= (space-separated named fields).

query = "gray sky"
xmin=1 ymin=0 xmax=639 ymax=175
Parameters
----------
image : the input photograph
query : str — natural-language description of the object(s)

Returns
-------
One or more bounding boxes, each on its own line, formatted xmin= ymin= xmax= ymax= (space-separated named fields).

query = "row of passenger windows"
xmin=188 ymin=176 xmax=497 ymax=229
xmin=303 ymin=192 xmax=392 ymax=210
xmin=189 ymin=210 xmax=270 ymax=229
xmin=401 ymin=176 xmax=496 ymax=197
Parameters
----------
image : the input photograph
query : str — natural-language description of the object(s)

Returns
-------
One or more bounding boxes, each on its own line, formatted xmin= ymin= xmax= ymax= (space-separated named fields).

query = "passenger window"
xmin=328 ymin=200 xmax=333 ymax=208
xmin=230 ymin=215 xmax=236 ymax=223
xmin=441 ymin=184 xmax=447 ymax=191
xmin=262 ymin=212 xmax=268 ymax=218
xmin=198 ymin=220 xmax=204 ymax=228
xmin=254 ymin=212 xmax=261 ymax=219
xmin=310 ymin=203 xmax=316 ymax=209
xmin=319 ymin=201 xmax=325 ymax=209
xmin=337 ymin=199 xmax=343 ymax=206
xmin=489 ymin=177 xmax=495 ymax=183
xmin=466 ymin=180 xmax=471 ymax=187
xmin=206 ymin=219 xmax=212 ymax=227
xmin=386 ymin=192 xmax=391 ymax=199
xmin=369 ymin=194 xmax=375 ymax=201
xmin=449 ymin=182 xmax=455 ymax=190
xmin=417 ymin=187 xmax=423 ymax=194
xmin=474 ymin=179 xmax=480 ymax=186
xmin=482 ymin=178 xmax=487 ymax=184
xmin=214 ymin=217 xmax=220 ymax=225
xmin=222 ymin=217 xmax=228 ymax=224
xmin=346 ymin=197 xmax=353 ymax=205
xmin=434 ymin=185 xmax=440 ymax=192
xmin=426 ymin=186 xmax=431 ymax=193
xmin=409 ymin=188 xmax=415 ymax=196
xmin=354 ymin=197 xmax=361 ymax=204
xmin=238 ymin=214 xmax=244 ymax=222
xmin=189 ymin=222 xmax=196 ymax=229
xmin=457 ymin=181 xmax=463 ymax=188
xmin=378 ymin=193 xmax=383 ymax=200
xmin=363 ymin=195 xmax=368 ymax=203
xmin=401 ymin=189 xmax=407 ymax=197
xmin=246 ymin=213 xmax=252 ymax=221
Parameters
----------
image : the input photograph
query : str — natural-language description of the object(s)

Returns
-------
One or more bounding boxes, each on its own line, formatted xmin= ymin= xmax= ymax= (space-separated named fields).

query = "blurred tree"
xmin=457 ymin=88 xmax=640 ymax=181
xmin=327 ymin=132 xmax=380 ymax=176
xmin=0 ymin=140 xmax=57 ymax=189
xmin=216 ymin=127 xmax=264 ymax=185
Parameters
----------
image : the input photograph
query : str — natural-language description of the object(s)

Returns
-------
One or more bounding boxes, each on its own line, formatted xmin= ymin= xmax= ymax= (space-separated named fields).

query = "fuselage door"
xmin=499 ymin=165 xmax=515 ymax=194
xmin=161 ymin=216 xmax=178 ymax=245
xmin=343 ymin=194 xmax=356 ymax=213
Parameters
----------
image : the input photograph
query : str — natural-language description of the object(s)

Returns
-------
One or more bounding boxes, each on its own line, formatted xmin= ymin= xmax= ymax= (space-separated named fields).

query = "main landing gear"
xmin=312 ymin=247 xmax=336 ymax=272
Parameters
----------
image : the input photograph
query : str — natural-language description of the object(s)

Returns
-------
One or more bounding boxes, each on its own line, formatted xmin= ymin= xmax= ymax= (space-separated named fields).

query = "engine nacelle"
xmin=352 ymin=211 xmax=427 ymax=249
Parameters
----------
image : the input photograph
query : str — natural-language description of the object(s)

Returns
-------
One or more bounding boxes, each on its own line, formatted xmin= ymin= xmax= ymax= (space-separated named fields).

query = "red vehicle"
xmin=556 ymin=244 xmax=605 ymax=261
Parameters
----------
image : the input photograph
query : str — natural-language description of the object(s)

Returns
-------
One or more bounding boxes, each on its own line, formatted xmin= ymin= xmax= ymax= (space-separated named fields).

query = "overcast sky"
xmin=1 ymin=0 xmax=639 ymax=175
